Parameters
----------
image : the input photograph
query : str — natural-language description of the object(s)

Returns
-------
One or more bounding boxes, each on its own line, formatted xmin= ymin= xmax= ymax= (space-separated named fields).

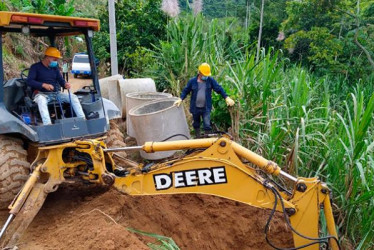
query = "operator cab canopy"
xmin=0 ymin=11 xmax=120 ymax=144
xmin=0 ymin=11 xmax=100 ymax=88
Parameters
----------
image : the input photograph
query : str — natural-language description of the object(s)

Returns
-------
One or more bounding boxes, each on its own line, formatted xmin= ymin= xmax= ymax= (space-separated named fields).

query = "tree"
xmin=247 ymin=0 xmax=288 ymax=50
xmin=353 ymin=0 xmax=374 ymax=70
xmin=256 ymin=0 xmax=264 ymax=63
xmin=93 ymin=0 xmax=167 ymax=76
xmin=281 ymin=0 xmax=374 ymax=78
xmin=284 ymin=27 xmax=343 ymax=73
xmin=7 ymin=0 xmax=76 ymax=16
xmin=0 ymin=1 xmax=8 ymax=11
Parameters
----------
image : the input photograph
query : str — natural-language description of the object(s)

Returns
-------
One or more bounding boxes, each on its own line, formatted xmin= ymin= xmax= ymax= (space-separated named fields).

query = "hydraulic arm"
xmin=0 ymin=136 xmax=339 ymax=249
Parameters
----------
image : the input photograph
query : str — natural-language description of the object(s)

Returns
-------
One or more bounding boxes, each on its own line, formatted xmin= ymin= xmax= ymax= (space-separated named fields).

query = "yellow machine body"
xmin=1 ymin=137 xmax=339 ymax=249
xmin=0 ymin=11 xmax=100 ymax=31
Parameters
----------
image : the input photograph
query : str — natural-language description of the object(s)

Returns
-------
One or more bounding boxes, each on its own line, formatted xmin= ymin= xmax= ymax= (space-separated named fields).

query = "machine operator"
xmin=27 ymin=47 xmax=85 ymax=125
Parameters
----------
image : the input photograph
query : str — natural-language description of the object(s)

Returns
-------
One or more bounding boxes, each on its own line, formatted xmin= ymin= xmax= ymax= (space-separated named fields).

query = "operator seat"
xmin=21 ymin=68 xmax=77 ymax=124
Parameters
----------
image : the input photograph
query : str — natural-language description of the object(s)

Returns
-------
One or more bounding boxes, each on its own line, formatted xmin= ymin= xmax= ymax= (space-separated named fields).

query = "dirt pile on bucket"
xmin=1 ymin=183 xmax=293 ymax=249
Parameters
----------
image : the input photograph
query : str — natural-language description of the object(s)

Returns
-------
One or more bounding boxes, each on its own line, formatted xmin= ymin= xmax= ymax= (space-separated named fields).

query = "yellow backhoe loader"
xmin=0 ymin=135 xmax=340 ymax=249
xmin=0 ymin=11 xmax=340 ymax=249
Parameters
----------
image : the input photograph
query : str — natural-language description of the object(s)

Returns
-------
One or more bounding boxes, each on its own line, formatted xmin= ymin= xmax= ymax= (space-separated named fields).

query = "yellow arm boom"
xmin=114 ymin=137 xmax=339 ymax=249
xmin=1 ymin=137 xmax=339 ymax=249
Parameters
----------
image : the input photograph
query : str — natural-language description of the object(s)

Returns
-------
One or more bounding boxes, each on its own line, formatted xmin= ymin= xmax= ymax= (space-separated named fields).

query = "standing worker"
xmin=62 ymin=59 xmax=69 ymax=82
xmin=174 ymin=63 xmax=235 ymax=138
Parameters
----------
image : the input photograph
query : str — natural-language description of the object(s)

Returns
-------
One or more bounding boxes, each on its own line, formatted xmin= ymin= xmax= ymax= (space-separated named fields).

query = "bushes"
xmin=147 ymin=14 xmax=374 ymax=249
xmin=7 ymin=0 xmax=76 ymax=16
xmin=148 ymin=14 xmax=246 ymax=94
xmin=284 ymin=28 xmax=343 ymax=74
xmin=93 ymin=0 xmax=167 ymax=77
xmin=223 ymin=48 xmax=374 ymax=248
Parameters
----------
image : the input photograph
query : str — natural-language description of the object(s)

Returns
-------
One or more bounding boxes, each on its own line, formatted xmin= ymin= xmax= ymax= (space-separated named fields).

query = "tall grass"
xmin=148 ymin=14 xmax=247 ymax=95
xmin=148 ymin=14 xmax=374 ymax=249
xmin=324 ymin=90 xmax=374 ymax=247
xmin=223 ymin=51 xmax=374 ymax=248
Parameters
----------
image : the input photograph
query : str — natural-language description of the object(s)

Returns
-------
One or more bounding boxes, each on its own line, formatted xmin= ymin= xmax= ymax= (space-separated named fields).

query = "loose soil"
xmin=0 ymin=77 xmax=294 ymax=249
xmin=0 ymin=183 xmax=293 ymax=250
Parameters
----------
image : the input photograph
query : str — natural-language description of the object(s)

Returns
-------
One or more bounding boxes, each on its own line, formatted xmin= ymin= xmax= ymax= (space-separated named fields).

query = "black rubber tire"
xmin=0 ymin=135 xmax=30 ymax=210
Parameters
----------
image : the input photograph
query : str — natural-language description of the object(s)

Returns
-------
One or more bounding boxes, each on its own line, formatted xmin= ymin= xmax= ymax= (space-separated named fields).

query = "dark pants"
xmin=192 ymin=108 xmax=211 ymax=131
xmin=63 ymin=72 xmax=69 ymax=82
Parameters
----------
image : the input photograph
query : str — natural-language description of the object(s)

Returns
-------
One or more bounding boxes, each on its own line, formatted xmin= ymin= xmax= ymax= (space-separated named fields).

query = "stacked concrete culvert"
xmin=129 ymin=97 xmax=190 ymax=160
xmin=125 ymin=92 xmax=173 ymax=138
xmin=99 ymin=77 xmax=157 ymax=118
xmin=98 ymin=74 xmax=123 ymax=99
xmin=118 ymin=78 xmax=156 ymax=115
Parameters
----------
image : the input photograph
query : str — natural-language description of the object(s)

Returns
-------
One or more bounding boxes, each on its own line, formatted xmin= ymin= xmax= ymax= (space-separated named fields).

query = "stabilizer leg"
xmin=1 ymin=183 xmax=47 ymax=248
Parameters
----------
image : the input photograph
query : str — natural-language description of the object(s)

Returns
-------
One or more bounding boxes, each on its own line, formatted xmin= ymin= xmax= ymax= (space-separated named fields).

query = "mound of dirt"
xmin=0 ymin=117 xmax=293 ymax=249
xmin=1 ymin=183 xmax=293 ymax=249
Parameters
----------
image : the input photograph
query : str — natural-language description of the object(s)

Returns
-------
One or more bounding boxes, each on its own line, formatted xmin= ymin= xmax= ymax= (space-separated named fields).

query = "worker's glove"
xmin=174 ymin=98 xmax=182 ymax=107
xmin=225 ymin=97 xmax=235 ymax=107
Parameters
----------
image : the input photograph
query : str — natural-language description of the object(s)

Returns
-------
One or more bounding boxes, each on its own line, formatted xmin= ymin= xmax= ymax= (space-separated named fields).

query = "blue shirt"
xmin=180 ymin=76 xmax=228 ymax=113
xmin=27 ymin=61 xmax=66 ymax=93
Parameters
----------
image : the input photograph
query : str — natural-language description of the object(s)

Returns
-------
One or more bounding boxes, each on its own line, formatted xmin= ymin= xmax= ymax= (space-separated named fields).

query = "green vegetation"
xmin=127 ymin=228 xmax=180 ymax=250
xmin=73 ymin=0 xmax=106 ymax=18
xmin=93 ymin=0 xmax=167 ymax=76
xmin=2 ymin=0 xmax=373 ymax=248
xmin=147 ymin=14 xmax=247 ymax=94
xmin=5 ymin=0 xmax=76 ymax=16
xmin=282 ymin=0 xmax=374 ymax=79
xmin=143 ymin=12 xmax=374 ymax=249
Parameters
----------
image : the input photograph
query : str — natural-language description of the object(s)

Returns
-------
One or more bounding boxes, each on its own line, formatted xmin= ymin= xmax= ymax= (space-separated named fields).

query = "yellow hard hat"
xmin=198 ymin=63 xmax=211 ymax=76
xmin=45 ymin=47 xmax=62 ymax=58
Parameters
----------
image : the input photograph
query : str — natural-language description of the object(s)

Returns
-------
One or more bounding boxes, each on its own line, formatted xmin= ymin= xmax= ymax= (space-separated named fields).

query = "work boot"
xmin=204 ymin=130 xmax=212 ymax=137
xmin=194 ymin=129 xmax=201 ymax=138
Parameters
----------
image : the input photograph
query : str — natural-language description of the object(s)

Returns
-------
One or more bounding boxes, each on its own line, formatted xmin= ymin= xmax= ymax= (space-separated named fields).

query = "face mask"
xmin=49 ymin=61 xmax=58 ymax=68
xmin=201 ymin=76 xmax=208 ymax=81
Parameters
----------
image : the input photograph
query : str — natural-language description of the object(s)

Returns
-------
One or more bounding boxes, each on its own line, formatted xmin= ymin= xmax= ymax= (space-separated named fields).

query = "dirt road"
xmin=68 ymin=73 xmax=93 ymax=92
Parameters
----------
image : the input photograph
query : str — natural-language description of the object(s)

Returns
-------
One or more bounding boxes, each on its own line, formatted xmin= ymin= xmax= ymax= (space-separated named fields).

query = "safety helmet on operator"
xmin=198 ymin=63 xmax=211 ymax=76
xmin=45 ymin=47 xmax=62 ymax=58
